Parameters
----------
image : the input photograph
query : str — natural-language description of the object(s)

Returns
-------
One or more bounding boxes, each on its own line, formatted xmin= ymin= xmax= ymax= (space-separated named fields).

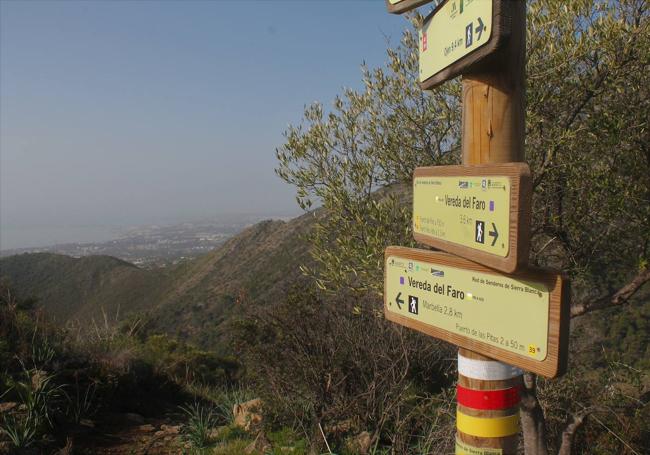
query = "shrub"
xmin=140 ymin=334 xmax=240 ymax=386
xmin=232 ymin=283 xmax=455 ymax=453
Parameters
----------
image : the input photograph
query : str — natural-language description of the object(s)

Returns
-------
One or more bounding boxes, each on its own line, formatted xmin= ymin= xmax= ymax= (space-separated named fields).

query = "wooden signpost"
xmin=385 ymin=0 xmax=434 ymax=15
xmin=385 ymin=1 xmax=568 ymax=453
xmin=419 ymin=0 xmax=512 ymax=90
xmin=413 ymin=163 xmax=532 ymax=273
xmin=384 ymin=246 xmax=569 ymax=378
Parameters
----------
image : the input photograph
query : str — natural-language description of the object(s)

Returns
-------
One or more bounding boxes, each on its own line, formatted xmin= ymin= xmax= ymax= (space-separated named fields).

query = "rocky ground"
xmin=0 ymin=397 xmax=316 ymax=454
xmin=71 ymin=413 xmax=185 ymax=454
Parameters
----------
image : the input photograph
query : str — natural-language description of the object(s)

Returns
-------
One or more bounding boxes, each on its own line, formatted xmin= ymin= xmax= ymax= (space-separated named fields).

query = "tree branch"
xmin=570 ymin=268 xmax=650 ymax=318
xmin=557 ymin=409 xmax=591 ymax=455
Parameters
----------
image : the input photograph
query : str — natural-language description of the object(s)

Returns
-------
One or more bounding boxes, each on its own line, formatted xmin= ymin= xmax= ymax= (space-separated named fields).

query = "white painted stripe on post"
xmin=458 ymin=353 xmax=523 ymax=380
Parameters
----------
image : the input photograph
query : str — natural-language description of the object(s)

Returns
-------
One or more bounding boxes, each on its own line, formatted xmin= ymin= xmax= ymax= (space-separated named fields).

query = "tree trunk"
xmin=520 ymin=373 xmax=549 ymax=455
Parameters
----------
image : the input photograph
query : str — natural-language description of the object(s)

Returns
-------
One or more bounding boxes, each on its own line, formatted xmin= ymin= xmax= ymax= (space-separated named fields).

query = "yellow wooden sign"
xmin=419 ymin=0 xmax=503 ymax=88
xmin=419 ymin=0 xmax=493 ymax=82
xmin=413 ymin=164 xmax=531 ymax=273
xmin=384 ymin=247 xmax=569 ymax=378
xmin=386 ymin=252 xmax=548 ymax=361
xmin=414 ymin=175 xmax=510 ymax=257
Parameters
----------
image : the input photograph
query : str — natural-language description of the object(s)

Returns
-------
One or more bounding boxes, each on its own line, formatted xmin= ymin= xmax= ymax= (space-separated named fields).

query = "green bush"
xmin=140 ymin=334 xmax=240 ymax=385
xmin=212 ymin=424 xmax=247 ymax=443
xmin=212 ymin=439 xmax=254 ymax=455
xmin=267 ymin=427 xmax=308 ymax=454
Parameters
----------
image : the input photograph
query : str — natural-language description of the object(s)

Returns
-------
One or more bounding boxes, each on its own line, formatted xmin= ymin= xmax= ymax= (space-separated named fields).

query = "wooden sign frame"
xmin=420 ymin=0 xmax=512 ymax=90
xmin=413 ymin=163 xmax=531 ymax=273
xmin=386 ymin=0 xmax=434 ymax=15
xmin=384 ymin=246 xmax=570 ymax=378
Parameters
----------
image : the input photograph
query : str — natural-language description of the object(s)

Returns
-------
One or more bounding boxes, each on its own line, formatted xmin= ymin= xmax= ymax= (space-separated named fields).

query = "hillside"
xmin=0 ymin=253 xmax=170 ymax=322
xmin=0 ymin=212 xmax=316 ymax=338
xmin=150 ymin=211 xmax=317 ymax=344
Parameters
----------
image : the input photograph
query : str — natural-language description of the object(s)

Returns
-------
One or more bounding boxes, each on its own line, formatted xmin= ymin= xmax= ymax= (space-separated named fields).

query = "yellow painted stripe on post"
xmin=456 ymin=411 xmax=519 ymax=438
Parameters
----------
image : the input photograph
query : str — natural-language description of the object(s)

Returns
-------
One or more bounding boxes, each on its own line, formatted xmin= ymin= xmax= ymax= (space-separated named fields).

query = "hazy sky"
xmin=0 ymin=0 xmax=413 ymax=249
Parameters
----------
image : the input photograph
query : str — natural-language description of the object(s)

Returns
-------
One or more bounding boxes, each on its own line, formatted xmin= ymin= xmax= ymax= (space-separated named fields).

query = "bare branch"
xmin=557 ymin=409 xmax=590 ymax=455
xmin=571 ymin=268 xmax=650 ymax=318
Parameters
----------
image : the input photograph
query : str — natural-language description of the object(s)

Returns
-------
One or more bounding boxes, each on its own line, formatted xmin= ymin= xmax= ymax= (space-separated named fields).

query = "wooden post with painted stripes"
xmin=456 ymin=2 xmax=526 ymax=454
xmin=456 ymin=349 xmax=522 ymax=453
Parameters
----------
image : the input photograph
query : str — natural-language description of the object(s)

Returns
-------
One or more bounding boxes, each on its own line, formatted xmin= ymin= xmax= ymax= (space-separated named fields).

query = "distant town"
xmin=0 ymin=214 xmax=295 ymax=268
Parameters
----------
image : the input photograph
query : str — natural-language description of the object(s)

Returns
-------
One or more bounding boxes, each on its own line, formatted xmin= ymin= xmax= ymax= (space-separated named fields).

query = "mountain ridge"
xmin=0 ymin=213 xmax=317 ymax=341
xmin=0 ymin=252 xmax=169 ymax=322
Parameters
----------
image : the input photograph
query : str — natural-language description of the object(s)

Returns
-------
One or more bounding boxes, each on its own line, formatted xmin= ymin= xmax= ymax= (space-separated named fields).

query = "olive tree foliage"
xmin=275 ymin=22 xmax=461 ymax=293
xmin=526 ymin=0 xmax=649 ymax=305
xmin=276 ymin=0 xmax=649 ymax=307
xmin=521 ymin=2 xmax=649 ymax=453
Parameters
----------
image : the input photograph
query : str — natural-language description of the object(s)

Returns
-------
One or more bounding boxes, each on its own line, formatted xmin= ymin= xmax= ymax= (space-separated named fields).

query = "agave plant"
xmin=0 ymin=363 xmax=64 ymax=450
xmin=180 ymin=401 xmax=219 ymax=448
xmin=0 ymin=412 xmax=38 ymax=449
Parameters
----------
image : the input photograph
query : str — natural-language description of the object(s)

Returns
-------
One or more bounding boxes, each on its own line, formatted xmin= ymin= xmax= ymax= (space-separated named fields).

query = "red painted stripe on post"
xmin=457 ymin=384 xmax=521 ymax=410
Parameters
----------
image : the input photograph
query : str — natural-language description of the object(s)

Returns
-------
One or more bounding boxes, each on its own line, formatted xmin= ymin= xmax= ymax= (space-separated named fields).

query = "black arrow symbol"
xmin=395 ymin=292 xmax=404 ymax=310
xmin=475 ymin=17 xmax=485 ymax=41
xmin=489 ymin=223 xmax=499 ymax=246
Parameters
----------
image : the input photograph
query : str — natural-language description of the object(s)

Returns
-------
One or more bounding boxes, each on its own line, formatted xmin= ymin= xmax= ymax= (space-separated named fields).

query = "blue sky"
xmin=0 ymin=0 xmax=420 ymax=249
